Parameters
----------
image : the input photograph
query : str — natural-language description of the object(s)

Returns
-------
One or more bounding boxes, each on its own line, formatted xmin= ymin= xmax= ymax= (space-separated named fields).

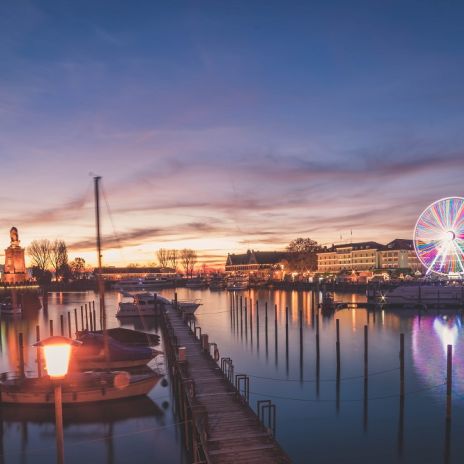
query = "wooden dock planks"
xmin=164 ymin=309 xmax=291 ymax=463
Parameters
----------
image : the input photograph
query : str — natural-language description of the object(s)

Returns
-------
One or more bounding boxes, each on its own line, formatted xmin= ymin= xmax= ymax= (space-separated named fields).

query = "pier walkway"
xmin=162 ymin=306 xmax=291 ymax=464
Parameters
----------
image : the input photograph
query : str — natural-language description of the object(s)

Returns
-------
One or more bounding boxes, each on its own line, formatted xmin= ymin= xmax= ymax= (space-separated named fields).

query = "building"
xmin=225 ymin=250 xmax=290 ymax=276
xmin=317 ymin=239 xmax=423 ymax=274
xmin=379 ymin=239 xmax=422 ymax=271
xmin=317 ymin=242 xmax=383 ymax=273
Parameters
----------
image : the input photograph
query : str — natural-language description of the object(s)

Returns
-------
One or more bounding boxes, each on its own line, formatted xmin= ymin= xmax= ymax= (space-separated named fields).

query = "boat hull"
xmin=0 ymin=372 xmax=160 ymax=405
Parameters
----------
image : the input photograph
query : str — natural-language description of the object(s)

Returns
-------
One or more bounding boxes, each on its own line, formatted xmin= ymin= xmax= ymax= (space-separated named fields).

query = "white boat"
xmin=115 ymin=276 xmax=174 ymax=291
xmin=378 ymin=285 xmax=464 ymax=307
xmin=116 ymin=293 xmax=171 ymax=318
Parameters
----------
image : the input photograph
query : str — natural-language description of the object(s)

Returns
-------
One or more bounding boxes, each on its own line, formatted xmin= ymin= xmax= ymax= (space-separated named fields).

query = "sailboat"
xmin=0 ymin=177 xmax=163 ymax=404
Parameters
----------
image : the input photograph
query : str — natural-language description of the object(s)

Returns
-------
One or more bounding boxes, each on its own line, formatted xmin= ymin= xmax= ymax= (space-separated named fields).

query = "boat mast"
xmin=94 ymin=176 xmax=109 ymax=361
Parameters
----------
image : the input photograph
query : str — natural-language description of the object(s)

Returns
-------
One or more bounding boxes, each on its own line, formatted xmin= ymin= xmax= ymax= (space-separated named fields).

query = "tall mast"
xmin=94 ymin=176 xmax=109 ymax=362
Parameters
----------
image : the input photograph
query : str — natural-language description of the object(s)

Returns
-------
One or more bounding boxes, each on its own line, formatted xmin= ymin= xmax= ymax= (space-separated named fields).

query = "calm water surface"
xmin=1 ymin=288 xmax=463 ymax=464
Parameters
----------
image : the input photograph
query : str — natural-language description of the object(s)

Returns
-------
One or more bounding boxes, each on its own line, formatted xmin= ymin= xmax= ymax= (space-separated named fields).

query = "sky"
xmin=1 ymin=0 xmax=464 ymax=268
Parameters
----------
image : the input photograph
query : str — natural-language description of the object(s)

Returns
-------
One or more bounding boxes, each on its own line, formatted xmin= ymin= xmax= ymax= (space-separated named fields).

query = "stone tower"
xmin=3 ymin=227 xmax=27 ymax=284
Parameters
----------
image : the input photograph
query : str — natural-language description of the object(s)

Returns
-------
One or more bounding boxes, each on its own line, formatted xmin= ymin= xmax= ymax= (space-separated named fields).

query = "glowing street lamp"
xmin=34 ymin=336 xmax=81 ymax=464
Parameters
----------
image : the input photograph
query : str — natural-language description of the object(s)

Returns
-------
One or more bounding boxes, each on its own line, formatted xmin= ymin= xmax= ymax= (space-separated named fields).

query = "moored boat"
xmin=72 ymin=332 xmax=162 ymax=370
xmin=77 ymin=327 xmax=160 ymax=347
xmin=0 ymin=297 xmax=21 ymax=315
xmin=173 ymin=299 xmax=202 ymax=314
xmin=116 ymin=292 xmax=171 ymax=318
xmin=0 ymin=369 xmax=161 ymax=405
xmin=185 ymin=277 xmax=208 ymax=289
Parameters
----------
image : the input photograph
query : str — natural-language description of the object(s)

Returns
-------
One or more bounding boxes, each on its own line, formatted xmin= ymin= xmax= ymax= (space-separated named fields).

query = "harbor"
xmin=1 ymin=286 xmax=464 ymax=463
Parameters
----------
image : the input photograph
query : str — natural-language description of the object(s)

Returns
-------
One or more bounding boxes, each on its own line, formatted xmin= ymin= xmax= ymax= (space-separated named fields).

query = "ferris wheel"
xmin=414 ymin=197 xmax=464 ymax=277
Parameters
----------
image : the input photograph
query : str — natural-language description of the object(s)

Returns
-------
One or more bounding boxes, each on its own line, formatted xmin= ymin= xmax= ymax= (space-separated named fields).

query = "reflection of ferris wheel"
xmin=414 ymin=197 xmax=464 ymax=276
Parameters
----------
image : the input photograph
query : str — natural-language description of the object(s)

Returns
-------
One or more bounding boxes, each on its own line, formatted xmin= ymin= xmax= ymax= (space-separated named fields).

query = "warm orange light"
xmin=43 ymin=344 xmax=72 ymax=378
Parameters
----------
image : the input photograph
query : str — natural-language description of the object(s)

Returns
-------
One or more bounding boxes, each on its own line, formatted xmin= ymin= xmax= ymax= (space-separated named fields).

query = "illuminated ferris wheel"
xmin=414 ymin=197 xmax=464 ymax=277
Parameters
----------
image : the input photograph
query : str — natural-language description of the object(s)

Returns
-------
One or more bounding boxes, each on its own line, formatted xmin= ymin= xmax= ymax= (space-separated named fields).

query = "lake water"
xmin=1 ymin=288 xmax=463 ymax=463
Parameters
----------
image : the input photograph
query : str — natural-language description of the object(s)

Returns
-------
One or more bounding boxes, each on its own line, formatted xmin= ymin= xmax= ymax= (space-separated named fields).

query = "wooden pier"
xmin=162 ymin=306 xmax=291 ymax=464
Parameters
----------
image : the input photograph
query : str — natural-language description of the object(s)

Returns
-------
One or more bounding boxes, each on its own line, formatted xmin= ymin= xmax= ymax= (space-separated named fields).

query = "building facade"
xmin=317 ymin=239 xmax=423 ymax=274
xmin=317 ymin=242 xmax=383 ymax=273
xmin=225 ymin=250 xmax=290 ymax=276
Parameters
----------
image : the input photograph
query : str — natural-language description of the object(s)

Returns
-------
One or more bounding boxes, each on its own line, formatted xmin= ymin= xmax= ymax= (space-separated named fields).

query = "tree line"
xmin=156 ymin=248 xmax=197 ymax=277
xmin=28 ymin=239 xmax=86 ymax=285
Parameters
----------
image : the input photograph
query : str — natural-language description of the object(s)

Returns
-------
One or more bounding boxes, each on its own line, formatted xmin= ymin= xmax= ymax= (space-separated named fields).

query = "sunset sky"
xmin=1 ymin=1 xmax=464 ymax=268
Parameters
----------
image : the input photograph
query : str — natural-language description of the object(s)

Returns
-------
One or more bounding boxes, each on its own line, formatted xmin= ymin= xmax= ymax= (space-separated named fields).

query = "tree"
xmin=50 ymin=240 xmax=68 ymax=280
xmin=286 ymin=237 xmax=320 ymax=273
xmin=168 ymin=249 xmax=178 ymax=270
xmin=180 ymin=249 xmax=197 ymax=277
xmin=31 ymin=266 xmax=52 ymax=286
xmin=28 ymin=239 xmax=52 ymax=271
xmin=157 ymin=248 xmax=170 ymax=268
xmin=70 ymin=257 xmax=86 ymax=279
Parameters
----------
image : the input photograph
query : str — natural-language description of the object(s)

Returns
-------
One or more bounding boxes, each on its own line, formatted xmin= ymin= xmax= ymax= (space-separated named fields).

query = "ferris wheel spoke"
xmin=451 ymin=241 xmax=464 ymax=274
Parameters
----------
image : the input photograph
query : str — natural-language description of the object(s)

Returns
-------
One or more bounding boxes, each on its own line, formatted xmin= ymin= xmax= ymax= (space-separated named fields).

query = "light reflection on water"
xmin=0 ymin=290 xmax=187 ymax=464
xmin=1 ymin=288 xmax=464 ymax=463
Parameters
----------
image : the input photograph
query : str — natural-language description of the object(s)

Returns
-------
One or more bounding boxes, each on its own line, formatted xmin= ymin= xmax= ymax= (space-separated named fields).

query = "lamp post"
xmin=34 ymin=336 xmax=81 ymax=464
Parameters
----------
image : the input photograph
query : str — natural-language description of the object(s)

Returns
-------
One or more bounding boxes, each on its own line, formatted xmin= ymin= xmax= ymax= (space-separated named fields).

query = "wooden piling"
xmin=36 ymin=325 xmax=42 ymax=377
xmin=240 ymin=297 xmax=243 ymax=338
xmin=285 ymin=307 xmax=289 ymax=349
xmin=336 ymin=319 xmax=341 ymax=376
xmin=256 ymin=300 xmax=260 ymax=342
xmin=249 ymin=298 xmax=253 ymax=344
xmin=446 ymin=344 xmax=452 ymax=421
xmin=67 ymin=312 xmax=72 ymax=338
xmin=93 ymin=308 xmax=97 ymax=331
xmin=18 ymin=333 xmax=25 ymax=378
xmin=85 ymin=303 xmax=89 ymax=330
xmin=74 ymin=308 xmax=78 ymax=332
xmin=49 ymin=319 xmax=54 ymax=336
xmin=363 ymin=325 xmax=368 ymax=431
xmin=60 ymin=314 xmax=64 ymax=336
xmin=265 ymin=301 xmax=269 ymax=358
xmin=400 ymin=333 xmax=404 ymax=397
xmin=244 ymin=298 xmax=248 ymax=340
xmin=80 ymin=305 xmax=84 ymax=330
xmin=274 ymin=304 xmax=278 ymax=364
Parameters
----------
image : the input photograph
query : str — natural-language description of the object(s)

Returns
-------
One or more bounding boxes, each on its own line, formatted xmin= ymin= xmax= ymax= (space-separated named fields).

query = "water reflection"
xmin=412 ymin=314 xmax=464 ymax=392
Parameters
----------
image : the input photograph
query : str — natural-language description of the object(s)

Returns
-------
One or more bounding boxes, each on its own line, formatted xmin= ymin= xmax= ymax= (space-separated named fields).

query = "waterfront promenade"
xmin=163 ymin=305 xmax=290 ymax=463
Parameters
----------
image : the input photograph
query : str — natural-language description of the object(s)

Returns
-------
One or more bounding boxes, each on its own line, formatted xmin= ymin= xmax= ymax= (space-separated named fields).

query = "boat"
xmin=77 ymin=327 xmax=160 ymax=347
xmin=0 ymin=369 xmax=161 ymax=405
xmin=0 ymin=297 xmax=21 ymax=315
xmin=114 ymin=276 xmax=175 ymax=291
xmin=209 ymin=276 xmax=226 ymax=290
xmin=372 ymin=284 xmax=464 ymax=308
xmin=226 ymin=279 xmax=249 ymax=291
xmin=72 ymin=332 xmax=162 ymax=370
xmin=185 ymin=277 xmax=208 ymax=289
xmin=116 ymin=292 xmax=171 ymax=318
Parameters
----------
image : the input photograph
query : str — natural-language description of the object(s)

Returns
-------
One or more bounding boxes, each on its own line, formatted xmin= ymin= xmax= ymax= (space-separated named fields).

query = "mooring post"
xmin=74 ymin=308 xmax=78 ymax=332
xmin=400 ymin=333 xmax=405 ymax=397
xmin=299 ymin=307 xmax=303 ymax=383
xmin=240 ymin=297 xmax=243 ymax=338
xmin=18 ymin=333 xmax=25 ymax=378
xmin=49 ymin=319 xmax=54 ymax=336
xmin=363 ymin=324 xmax=368 ymax=431
xmin=67 ymin=312 xmax=72 ymax=338
xmin=336 ymin=319 xmax=341 ymax=376
xmin=256 ymin=300 xmax=260 ymax=342
xmin=36 ymin=325 xmax=42 ymax=377
xmin=80 ymin=305 xmax=84 ymax=330
xmin=285 ymin=307 xmax=289 ymax=348
xmin=244 ymin=298 xmax=248 ymax=340
xmin=60 ymin=314 xmax=64 ymax=336
xmin=85 ymin=303 xmax=89 ymax=330
xmin=249 ymin=299 xmax=253 ymax=344
xmin=93 ymin=308 xmax=97 ymax=331
xmin=446 ymin=344 xmax=452 ymax=421
xmin=274 ymin=304 xmax=278 ymax=364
